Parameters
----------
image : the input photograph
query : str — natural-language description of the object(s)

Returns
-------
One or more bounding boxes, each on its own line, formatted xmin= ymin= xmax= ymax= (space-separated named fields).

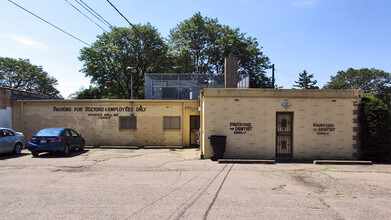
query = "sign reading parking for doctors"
xmin=52 ymin=105 xmax=147 ymax=120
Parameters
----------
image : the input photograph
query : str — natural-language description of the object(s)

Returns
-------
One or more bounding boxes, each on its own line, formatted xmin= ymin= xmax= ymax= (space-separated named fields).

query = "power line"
xmin=77 ymin=0 xmax=114 ymax=29
xmin=8 ymin=0 xmax=90 ymax=46
xmin=106 ymin=0 xmax=146 ymax=40
xmin=65 ymin=0 xmax=107 ymax=32
xmin=275 ymin=69 xmax=298 ymax=78
xmin=274 ymin=69 xmax=328 ymax=87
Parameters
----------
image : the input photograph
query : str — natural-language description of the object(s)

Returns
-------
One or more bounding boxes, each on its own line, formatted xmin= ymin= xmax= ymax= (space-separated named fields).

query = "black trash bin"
xmin=208 ymin=135 xmax=227 ymax=161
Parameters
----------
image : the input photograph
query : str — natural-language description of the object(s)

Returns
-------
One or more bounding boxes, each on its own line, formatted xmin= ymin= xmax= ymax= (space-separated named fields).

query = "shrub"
xmin=359 ymin=95 xmax=391 ymax=162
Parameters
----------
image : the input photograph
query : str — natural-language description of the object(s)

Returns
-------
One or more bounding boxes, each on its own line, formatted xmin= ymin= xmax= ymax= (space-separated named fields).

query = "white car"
xmin=0 ymin=128 xmax=25 ymax=155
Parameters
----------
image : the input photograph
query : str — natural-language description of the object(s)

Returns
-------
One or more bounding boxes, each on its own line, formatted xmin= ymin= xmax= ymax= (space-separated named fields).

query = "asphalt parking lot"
xmin=0 ymin=148 xmax=390 ymax=220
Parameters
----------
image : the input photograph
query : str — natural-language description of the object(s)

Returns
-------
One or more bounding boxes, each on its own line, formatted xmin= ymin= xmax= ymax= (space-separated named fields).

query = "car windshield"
xmin=36 ymin=128 xmax=63 ymax=136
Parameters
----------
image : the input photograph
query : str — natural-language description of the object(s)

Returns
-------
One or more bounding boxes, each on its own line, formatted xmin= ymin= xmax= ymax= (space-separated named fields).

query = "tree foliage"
xmin=69 ymin=86 xmax=106 ymax=99
xmin=293 ymin=70 xmax=319 ymax=89
xmin=359 ymin=95 xmax=391 ymax=162
xmin=0 ymin=57 xmax=60 ymax=97
xmin=78 ymin=14 xmax=273 ymax=99
xmin=169 ymin=12 xmax=272 ymax=88
xmin=79 ymin=24 xmax=169 ymax=99
xmin=324 ymin=68 xmax=391 ymax=106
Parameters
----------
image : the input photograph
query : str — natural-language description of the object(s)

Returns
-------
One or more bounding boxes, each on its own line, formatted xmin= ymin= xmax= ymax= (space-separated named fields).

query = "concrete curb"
xmin=313 ymin=160 xmax=373 ymax=165
xmin=84 ymin=146 xmax=96 ymax=149
xmin=144 ymin=146 xmax=183 ymax=149
xmin=85 ymin=146 xmax=186 ymax=150
xmin=218 ymin=159 xmax=275 ymax=164
xmin=100 ymin=146 xmax=139 ymax=149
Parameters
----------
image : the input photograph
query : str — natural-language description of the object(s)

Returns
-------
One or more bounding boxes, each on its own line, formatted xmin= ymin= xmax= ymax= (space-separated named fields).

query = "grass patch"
xmin=309 ymin=206 xmax=321 ymax=209
xmin=93 ymin=158 xmax=109 ymax=163
xmin=317 ymin=167 xmax=334 ymax=179
xmin=127 ymin=154 xmax=143 ymax=158
xmin=272 ymin=184 xmax=286 ymax=191
xmin=319 ymin=171 xmax=334 ymax=179
xmin=319 ymin=197 xmax=330 ymax=208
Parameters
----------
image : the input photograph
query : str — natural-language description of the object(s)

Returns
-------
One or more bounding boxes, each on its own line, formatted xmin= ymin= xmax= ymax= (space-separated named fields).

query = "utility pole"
xmin=126 ymin=67 xmax=134 ymax=116
xmin=272 ymin=64 xmax=275 ymax=88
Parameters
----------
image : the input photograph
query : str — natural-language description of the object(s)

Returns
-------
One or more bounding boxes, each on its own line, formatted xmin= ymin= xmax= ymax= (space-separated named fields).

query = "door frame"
xmin=275 ymin=112 xmax=294 ymax=158
xmin=189 ymin=115 xmax=200 ymax=147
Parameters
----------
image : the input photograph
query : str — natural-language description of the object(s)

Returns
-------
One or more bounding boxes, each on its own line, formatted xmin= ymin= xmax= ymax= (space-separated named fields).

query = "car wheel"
xmin=63 ymin=144 xmax=70 ymax=156
xmin=32 ymin=151 xmax=39 ymax=157
xmin=13 ymin=143 xmax=22 ymax=155
xmin=78 ymin=141 xmax=85 ymax=151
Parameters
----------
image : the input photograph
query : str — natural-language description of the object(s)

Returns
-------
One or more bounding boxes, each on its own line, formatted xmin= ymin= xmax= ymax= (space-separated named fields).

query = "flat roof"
xmin=12 ymin=99 xmax=199 ymax=104
xmin=201 ymin=88 xmax=364 ymax=98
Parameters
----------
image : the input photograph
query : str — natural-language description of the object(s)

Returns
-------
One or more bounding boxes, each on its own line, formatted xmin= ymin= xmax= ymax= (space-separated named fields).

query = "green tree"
xmin=169 ymin=12 xmax=272 ymax=88
xmin=359 ymin=95 xmax=391 ymax=161
xmin=293 ymin=70 xmax=319 ymax=89
xmin=69 ymin=86 xmax=106 ymax=99
xmin=79 ymin=24 xmax=169 ymax=99
xmin=0 ymin=57 xmax=60 ymax=97
xmin=324 ymin=68 xmax=391 ymax=106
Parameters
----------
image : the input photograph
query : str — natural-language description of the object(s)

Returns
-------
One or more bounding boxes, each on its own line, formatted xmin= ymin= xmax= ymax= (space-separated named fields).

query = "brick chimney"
xmin=224 ymin=55 xmax=238 ymax=88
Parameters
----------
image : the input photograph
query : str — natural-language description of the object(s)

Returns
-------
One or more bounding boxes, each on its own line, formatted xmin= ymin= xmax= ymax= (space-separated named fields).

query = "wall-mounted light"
xmin=282 ymin=99 xmax=291 ymax=108
xmin=185 ymin=107 xmax=199 ymax=112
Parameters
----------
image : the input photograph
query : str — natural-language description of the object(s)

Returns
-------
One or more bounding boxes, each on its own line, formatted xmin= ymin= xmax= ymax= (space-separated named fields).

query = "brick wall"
xmin=224 ymin=55 xmax=238 ymax=88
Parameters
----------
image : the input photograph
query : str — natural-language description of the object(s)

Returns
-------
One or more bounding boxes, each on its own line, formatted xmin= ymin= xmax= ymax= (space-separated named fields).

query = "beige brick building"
xmin=199 ymin=88 xmax=363 ymax=160
xmin=3 ymin=86 xmax=364 ymax=160
xmin=11 ymin=99 xmax=200 ymax=148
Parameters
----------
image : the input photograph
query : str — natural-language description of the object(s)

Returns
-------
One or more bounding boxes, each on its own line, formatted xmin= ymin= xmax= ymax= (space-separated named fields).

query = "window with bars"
xmin=163 ymin=116 xmax=181 ymax=129
xmin=119 ymin=116 xmax=137 ymax=130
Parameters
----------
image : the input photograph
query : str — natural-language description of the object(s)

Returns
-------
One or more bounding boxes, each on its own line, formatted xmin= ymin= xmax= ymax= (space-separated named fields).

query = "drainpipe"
xmin=182 ymin=102 xmax=184 ymax=147
xmin=199 ymin=90 xmax=204 ymax=159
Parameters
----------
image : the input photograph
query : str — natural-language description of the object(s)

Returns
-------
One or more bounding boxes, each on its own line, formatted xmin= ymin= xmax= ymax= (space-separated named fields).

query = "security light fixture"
xmin=282 ymin=99 xmax=291 ymax=108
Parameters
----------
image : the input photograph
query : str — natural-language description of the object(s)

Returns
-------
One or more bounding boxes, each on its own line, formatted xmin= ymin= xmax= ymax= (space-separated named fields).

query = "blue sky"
xmin=1 ymin=0 xmax=390 ymax=98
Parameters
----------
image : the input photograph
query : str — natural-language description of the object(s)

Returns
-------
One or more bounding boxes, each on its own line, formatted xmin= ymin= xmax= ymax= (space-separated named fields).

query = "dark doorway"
xmin=190 ymin=116 xmax=200 ymax=147
xmin=276 ymin=112 xmax=293 ymax=158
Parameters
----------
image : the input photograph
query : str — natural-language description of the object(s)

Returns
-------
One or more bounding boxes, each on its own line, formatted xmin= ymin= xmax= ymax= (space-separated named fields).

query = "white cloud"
xmin=0 ymin=33 xmax=50 ymax=50
xmin=292 ymin=0 xmax=317 ymax=8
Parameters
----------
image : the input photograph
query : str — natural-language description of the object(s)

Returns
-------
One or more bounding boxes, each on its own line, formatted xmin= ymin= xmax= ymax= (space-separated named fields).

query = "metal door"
xmin=276 ymin=112 xmax=293 ymax=157
xmin=190 ymin=116 xmax=200 ymax=146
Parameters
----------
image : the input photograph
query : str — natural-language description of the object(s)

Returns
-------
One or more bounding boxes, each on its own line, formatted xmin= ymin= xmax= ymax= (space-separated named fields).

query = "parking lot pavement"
xmin=1 ymin=148 xmax=391 ymax=220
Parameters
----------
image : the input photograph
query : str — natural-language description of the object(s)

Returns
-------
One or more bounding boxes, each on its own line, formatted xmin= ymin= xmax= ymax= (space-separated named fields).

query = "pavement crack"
xmin=203 ymin=164 xmax=234 ymax=220
xmin=169 ymin=164 xmax=229 ymax=220
xmin=125 ymin=164 xmax=217 ymax=220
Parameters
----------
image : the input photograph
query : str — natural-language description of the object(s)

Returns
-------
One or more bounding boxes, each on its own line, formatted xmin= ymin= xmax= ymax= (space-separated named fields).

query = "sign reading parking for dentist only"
xmin=229 ymin=122 xmax=253 ymax=134
xmin=312 ymin=123 xmax=336 ymax=135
